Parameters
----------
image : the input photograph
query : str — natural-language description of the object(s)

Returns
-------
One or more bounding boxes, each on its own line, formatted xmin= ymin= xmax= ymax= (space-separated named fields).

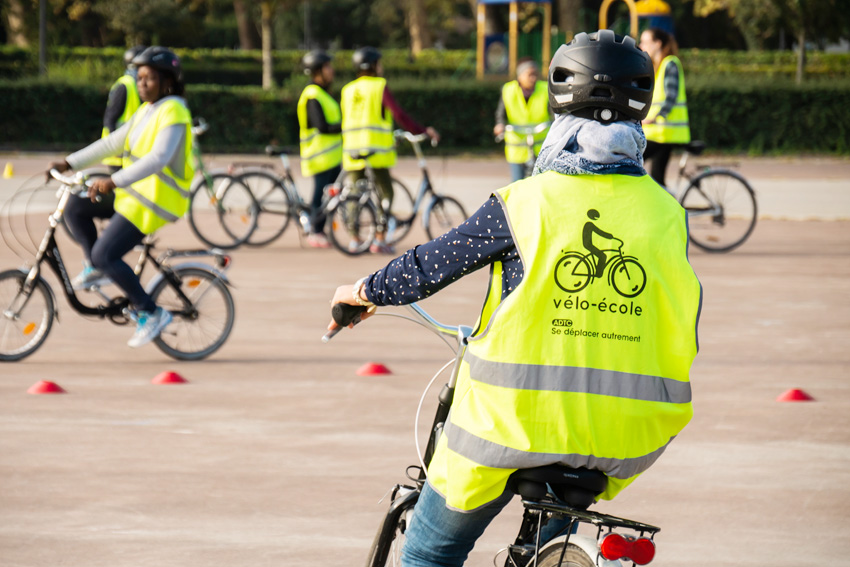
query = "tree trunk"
xmin=556 ymin=0 xmax=581 ymax=41
xmin=795 ymin=27 xmax=806 ymax=85
xmin=234 ymin=0 xmax=260 ymax=50
xmin=261 ymin=0 xmax=273 ymax=89
xmin=5 ymin=0 xmax=29 ymax=48
xmin=408 ymin=0 xmax=433 ymax=56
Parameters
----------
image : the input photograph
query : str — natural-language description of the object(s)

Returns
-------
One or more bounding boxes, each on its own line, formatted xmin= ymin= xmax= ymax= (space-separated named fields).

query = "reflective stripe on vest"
xmin=340 ymin=76 xmax=396 ymax=171
xmin=114 ymin=98 xmax=194 ymax=235
xmin=101 ymin=74 xmax=141 ymax=167
xmin=297 ymin=84 xmax=342 ymax=177
xmin=643 ymin=56 xmax=690 ymax=144
xmin=503 ymin=80 xmax=550 ymax=164
xmin=426 ymin=172 xmax=701 ymax=512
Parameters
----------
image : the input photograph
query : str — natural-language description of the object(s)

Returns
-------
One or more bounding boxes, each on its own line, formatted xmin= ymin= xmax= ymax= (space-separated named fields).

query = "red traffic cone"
xmin=27 ymin=380 xmax=66 ymax=394
xmin=777 ymin=388 xmax=814 ymax=402
xmin=356 ymin=362 xmax=392 ymax=376
xmin=152 ymin=371 xmax=188 ymax=385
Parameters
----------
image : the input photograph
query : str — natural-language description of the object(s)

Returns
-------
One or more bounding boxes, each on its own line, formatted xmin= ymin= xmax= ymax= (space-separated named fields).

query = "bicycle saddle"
xmin=508 ymin=465 xmax=608 ymax=509
xmin=682 ymin=141 xmax=706 ymax=156
xmin=264 ymin=145 xmax=296 ymax=156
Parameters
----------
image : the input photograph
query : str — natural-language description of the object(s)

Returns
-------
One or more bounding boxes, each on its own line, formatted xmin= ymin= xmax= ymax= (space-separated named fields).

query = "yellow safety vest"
xmin=340 ymin=76 xmax=396 ymax=171
xmin=643 ymin=55 xmax=690 ymax=144
xmin=297 ymin=84 xmax=342 ymax=177
xmin=503 ymin=80 xmax=550 ymax=164
xmin=101 ymin=74 xmax=141 ymax=167
xmin=114 ymin=98 xmax=194 ymax=235
xmin=427 ymin=171 xmax=701 ymax=511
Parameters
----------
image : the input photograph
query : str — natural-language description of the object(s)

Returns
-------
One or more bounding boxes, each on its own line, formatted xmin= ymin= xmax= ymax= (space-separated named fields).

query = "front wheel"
xmin=384 ymin=177 xmax=415 ymax=246
xmin=235 ymin=169 xmax=294 ymax=246
xmin=0 ymin=269 xmax=55 ymax=362
xmin=610 ymin=257 xmax=646 ymax=298
xmin=679 ymin=169 xmax=757 ymax=253
xmin=187 ymin=173 xmax=258 ymax=250
xmin=424 ymin=195 xmax=467 ymax=240
xmin=150 ymin=267 xmax=234 ymax=361
xmin=327 ymin=196 xmax=377 ymax=256
xmin=365 ymin=488 xmax=419 ymax=567
xmin=535 ymin=542 xmax=596 ymax=567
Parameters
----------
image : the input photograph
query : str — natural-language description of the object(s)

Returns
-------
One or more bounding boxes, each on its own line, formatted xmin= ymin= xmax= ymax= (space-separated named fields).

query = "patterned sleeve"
xmin=363 ymin=196 xmax=520 ymax=306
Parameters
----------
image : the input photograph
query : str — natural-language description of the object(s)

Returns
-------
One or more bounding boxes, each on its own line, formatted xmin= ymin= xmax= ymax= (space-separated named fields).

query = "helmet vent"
xmin=591 ymin=87 xmax=613 ymax=99
xmin=552 ymin=69 xmax=575 ymax=84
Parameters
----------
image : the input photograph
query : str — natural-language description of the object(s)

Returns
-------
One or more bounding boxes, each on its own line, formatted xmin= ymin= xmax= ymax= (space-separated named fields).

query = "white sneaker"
xmin=72 ymin=265 xmax=111 ymax=290
xmin=127 ymin=307 xmax=173 ymax=348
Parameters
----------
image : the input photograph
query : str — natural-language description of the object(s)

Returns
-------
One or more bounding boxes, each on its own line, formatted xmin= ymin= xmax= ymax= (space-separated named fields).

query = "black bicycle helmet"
xmin=132 ymin=46 xmax=184 ymax=87
xmin=302 ymin=50 xmax=332 ymax=75
xmin=548 ymin=29 xmax=654 ymax=124
xmin=352 ymin=46 xmax=382 ymax=71
xmin=123 ymin=45 xmax=147 ymax=68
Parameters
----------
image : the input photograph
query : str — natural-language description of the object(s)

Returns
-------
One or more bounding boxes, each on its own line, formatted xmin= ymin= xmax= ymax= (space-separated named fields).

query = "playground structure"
xmin=474 ymin=0 xmax=673 ymax=79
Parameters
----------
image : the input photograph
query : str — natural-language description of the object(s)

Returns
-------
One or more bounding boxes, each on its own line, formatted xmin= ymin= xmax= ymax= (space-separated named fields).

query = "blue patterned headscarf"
xmin=533 ymin=114 xmax=647 ymax=177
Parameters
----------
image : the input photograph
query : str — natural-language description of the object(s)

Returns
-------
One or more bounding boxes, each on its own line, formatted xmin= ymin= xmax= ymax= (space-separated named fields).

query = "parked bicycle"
xmin=328 ymin=130 xmax=468 ymax=256
xmin=186 ymin=117 xmax=258 ymax=250
xmin=496 ymin=121 xmax=552 ymax=180
xmin=665 ymin=141 xmax=757 ymax=253
xmin=0 ymin=169 xmax=235 ymax=362
xmin=326 ymin=302 xmax=662 ymax=567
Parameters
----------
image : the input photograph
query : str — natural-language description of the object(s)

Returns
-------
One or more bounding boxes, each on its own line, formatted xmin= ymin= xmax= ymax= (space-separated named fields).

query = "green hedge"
xmin=1 ymin=78 xmax=848 ymax=155
xmin=3 ymin=45 xmax=848 ymax=87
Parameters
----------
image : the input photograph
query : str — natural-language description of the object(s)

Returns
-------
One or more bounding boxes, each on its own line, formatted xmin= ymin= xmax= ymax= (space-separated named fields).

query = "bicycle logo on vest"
xmin=553 ymin=209 xmax=647 ymax=298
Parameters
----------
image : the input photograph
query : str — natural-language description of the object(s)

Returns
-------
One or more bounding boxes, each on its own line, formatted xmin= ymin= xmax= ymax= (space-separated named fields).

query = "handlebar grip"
xmin=332 ymin=303 xmax=367 ymax=327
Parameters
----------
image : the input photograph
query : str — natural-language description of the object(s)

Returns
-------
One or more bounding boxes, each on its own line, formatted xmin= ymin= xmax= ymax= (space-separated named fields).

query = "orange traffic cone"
xmin=27 ymin=380 xmax=66 ymax=394
xmin=356 ymin=362 xmax=392 ymax=376
xmin=152 ymin=371 xmax=188 ymax=384
xmin=776 ymin=388 xmax=814 ymax=402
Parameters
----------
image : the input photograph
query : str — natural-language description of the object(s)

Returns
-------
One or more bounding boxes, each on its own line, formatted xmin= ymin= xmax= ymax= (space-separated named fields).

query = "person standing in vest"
xmin=100 ymin=45 xmax=145 ymax=173
xmin=340 ymin=46 xmax=439 ymax=255
xmin=48 ymin=46 xmax=195 ymax=348
xmin=297 ymin=50 xmax=342 ymax=249
xmin=639 ymin=28 xmax=690 ymax=186
xmin=493 ymin=57 xmax=551 ymax=183
xmin=328 ymin=31 xmax=701 ymax=567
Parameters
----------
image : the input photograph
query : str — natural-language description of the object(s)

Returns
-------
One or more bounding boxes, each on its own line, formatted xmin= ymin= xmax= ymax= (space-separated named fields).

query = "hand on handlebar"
xmin=426 ymin=127 xmax=440 ymax=146
xmin=46 ymin=160 xmax=71 ymax=182
xmin=323 ymin=284 xmax=377 ymax=341
xmin=88 ymin=177 xmax=116 ymax=203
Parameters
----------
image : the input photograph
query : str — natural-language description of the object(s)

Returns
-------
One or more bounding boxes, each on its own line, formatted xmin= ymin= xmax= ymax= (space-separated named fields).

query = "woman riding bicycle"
xmin=48 ymin=46 xmax=195 ymax=348
xmin=329 ymin=31 xmax=701 ymax=567
xmin=340 ymin=46 xmax=439 ymax=254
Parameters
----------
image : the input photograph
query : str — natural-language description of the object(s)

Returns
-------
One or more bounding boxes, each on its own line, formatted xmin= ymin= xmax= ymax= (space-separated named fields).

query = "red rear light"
xmin=629 ymin=538 xmax=656 ymax=565
xmin=599 ymin=533 xmax=655 ymax=565
xmin=600 ymin=533 xmax=629 ymax=561
xmin=328 ymin=185 xmax=340 ymax=197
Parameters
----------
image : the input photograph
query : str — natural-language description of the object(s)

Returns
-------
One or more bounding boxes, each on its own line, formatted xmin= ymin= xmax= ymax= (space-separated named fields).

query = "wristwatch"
xmin=352 ymin=278 xmax=375 ymax=308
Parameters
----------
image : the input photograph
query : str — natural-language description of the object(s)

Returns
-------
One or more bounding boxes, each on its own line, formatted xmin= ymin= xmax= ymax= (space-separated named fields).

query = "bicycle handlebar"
xmin=49 ymin=169 xmax=93 ymax=189
xmin=496 ymin=122 xmax=552 ymax=143
xmin=191 ymin=117 xmax=209 ymax=137
xmin=394 ymin=129 xmax=438 ymax=148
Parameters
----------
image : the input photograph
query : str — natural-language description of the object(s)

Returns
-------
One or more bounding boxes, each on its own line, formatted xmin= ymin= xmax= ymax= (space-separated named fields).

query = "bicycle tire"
xmin=679 ymin=169 xmax=757 ymax=253
xmin=150 ymin=267 xmax=234 ymax=361
xmin=384 ymin=177 xmax=415 ymax=246
xmin=535 ymin=542 xmax=596 ymax=567
xmin=424 ymin=195 xmax=468 ymax=240
xmin=187 ymin=172 xmax=258 ymax=250
xmin=0 ymin=269 xmax=55 ymax=362
xmin=235 ymin=169 xmax=294 ymax=246
xmin=553 ymin=252 xmax=592 ymax=293
xmin=610 ymin=257 xmax=646 ymax=298
xmin=365 ymin=489 xmax=418 ymax=567
xmin=328 ymin=195 xmax=377 ymax=256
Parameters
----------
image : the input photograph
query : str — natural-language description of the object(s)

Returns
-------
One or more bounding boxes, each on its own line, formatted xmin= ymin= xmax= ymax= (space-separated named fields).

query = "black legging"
xmin=64 ymin=195 xmax=156 ymax=313
xmin=643 ymin=141 xmax=673 ymax=187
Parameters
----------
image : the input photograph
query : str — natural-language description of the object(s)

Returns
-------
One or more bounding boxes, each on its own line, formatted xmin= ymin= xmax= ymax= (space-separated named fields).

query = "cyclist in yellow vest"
xmin=100 ymin=45 xmax=145 ymax=173
xmin=48 ymin=47 xmax=194 ymax=348
xmin=493 ymin=58 xmax=551 ymax=182
xmin=340 ymin=46 xmax=439 ymax=254
xmin=329 ymin=31 xmax=701 ymax=567
xmin=639 ymin=28 xmax=691 ymax=186
xmin=297 ymin=50 xmax=342 ymax=249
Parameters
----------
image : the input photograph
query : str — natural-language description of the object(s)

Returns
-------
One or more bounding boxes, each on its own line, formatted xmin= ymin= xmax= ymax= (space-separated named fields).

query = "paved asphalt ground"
xmin=0 ymin=152 xmax=848 ymax=567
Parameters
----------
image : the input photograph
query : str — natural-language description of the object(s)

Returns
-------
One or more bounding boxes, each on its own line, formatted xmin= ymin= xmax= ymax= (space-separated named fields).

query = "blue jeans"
xmin=400 ymin=482 xmax=579 ymax=567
